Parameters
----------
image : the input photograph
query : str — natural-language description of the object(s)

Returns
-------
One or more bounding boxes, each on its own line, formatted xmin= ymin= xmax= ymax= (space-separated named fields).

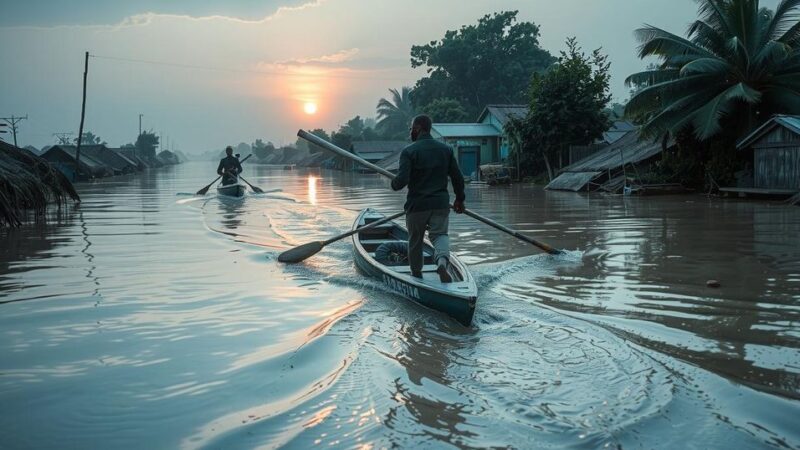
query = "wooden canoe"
xmin=217 ymin=178 xmax=246 ymax=198
xmin=352 ymin=208 xmax=478 ymax=326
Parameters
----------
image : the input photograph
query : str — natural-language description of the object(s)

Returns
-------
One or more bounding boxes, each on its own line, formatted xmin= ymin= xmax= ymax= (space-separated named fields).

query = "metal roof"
xmin=546 ymin=129 xmax=668 ymax=191
xmin=602 ymin=121 xmax=637 ymax=144
xmin=351 ymin=140 xmax=408 ymax=154
xmin=431 ymin=123 xmax=502 ymax=138
xmin=477 ymin=105 xmax=529 ymax=126
xmin=737 ymin=115 xmax=800 ymax=149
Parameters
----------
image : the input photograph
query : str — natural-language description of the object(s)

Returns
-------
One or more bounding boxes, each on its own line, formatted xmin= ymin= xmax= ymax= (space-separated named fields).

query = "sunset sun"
xmin=303 ymin=102 xmax=317 ymax=115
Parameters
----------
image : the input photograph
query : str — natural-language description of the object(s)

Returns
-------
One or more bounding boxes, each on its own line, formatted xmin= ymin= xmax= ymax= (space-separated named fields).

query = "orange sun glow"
xmin=303 ymin=102 xmax=318 ymax=115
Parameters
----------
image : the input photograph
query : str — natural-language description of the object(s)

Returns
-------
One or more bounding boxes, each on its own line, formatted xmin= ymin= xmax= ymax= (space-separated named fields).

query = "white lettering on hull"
xmin=382 ymin=274 xmax=421 ymax=300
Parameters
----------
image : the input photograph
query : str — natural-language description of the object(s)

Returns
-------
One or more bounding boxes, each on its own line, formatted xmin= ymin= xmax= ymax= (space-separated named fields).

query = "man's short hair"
xmin=412 ymin=115 xmax=432 ymax=132
xmin=225 ymin=146 xmax=233 ymax=153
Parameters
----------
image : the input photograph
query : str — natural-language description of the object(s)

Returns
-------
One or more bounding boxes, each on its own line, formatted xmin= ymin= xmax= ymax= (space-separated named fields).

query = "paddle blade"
xmin=251 ymin=186 xmax=265 ymax=194
xmin=196 ymin=183 xmax=213 ymax=195
xmin=278 ymin=241 xmax=324 ymax=263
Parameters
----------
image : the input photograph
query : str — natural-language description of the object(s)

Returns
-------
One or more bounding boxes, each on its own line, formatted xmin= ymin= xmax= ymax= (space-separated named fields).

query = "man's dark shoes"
xmin=411 ymin=271 xmax=423 ymax=279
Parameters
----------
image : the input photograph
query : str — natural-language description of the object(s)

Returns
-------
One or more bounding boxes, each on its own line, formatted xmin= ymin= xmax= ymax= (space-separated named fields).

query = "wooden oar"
xmin=238 ymin=175 xmax=265 ymax=194
xmin=297 ymin=129 xmax=563 ymax=255
xmin=278 ymin=211 xmax=405 ymax=263
xmin=196 ymin=154 xmax=253 ymax=195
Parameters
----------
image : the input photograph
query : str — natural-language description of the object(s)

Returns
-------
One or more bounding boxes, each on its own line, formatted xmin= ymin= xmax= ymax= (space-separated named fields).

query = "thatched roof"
xmin=0 ymin=141 xmax=80 ymax=227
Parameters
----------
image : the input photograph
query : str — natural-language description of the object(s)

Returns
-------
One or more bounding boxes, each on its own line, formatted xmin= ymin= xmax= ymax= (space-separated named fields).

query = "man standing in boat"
xmin=217 ymin=146 xmax=243 ymax=185
xmin=391 ymin=114 xmax=466 ymax=283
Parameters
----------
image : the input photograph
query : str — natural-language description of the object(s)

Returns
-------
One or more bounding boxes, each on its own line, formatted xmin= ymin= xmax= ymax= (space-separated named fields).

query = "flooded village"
xmin=2 ymin=1 xmax=800 ymax=449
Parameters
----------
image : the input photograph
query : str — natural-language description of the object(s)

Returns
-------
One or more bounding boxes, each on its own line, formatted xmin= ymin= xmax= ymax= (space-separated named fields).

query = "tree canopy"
xmin=135 ymin=131 xmax=159 ymax=160
xmin=410 ymin=11 xmax=555 ymax=117
xmin=507 ymin=38 xmax=611 ymax=179
xmin=422 ymin=98 xmax=470 ymax=123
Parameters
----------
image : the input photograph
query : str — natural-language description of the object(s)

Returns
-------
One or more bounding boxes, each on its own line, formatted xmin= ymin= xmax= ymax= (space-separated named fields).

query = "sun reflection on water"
xmin=308 ymin=176 xmax=318 ymax=205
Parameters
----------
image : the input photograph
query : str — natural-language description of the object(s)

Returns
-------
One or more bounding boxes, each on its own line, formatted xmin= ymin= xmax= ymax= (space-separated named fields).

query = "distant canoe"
xmin=352 ymin=208 xmax=478 ymax=326
xmin=217 ymin=179 xmax=246 ymax=198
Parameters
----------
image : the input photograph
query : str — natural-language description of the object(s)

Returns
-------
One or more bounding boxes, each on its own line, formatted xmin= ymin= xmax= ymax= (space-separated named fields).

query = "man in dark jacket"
xmin=217 ymin=146 xmax=242 ymax=185
xmin=391 ymin=115 xmax=466 ymax=283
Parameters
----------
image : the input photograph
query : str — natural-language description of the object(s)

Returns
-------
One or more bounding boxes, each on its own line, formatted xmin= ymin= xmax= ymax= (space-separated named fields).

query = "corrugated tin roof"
xmin=546 ymin=129 xmax=667 ymax=191
xmin=602 ymin=121 xmax=637 ymax=144
xmin=477 ymin=105 xmax=529 ymax=126
xmin=431 ymin=123 xmax=502 ymax=138
xmin=560 ymin=129 xmax=665 ymax=172
xmin=545 ymin=171 xmax=602 ymax=191
xmin=43 ymin=145 xmax=109 ymax=171
xmin=351 ymin=140 xmax=408 ymax=154
xmin=737 ymin=115 xmax=800 ymax=149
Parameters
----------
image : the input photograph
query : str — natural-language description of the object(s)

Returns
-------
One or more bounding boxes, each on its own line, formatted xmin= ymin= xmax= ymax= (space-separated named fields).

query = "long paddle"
xmin=278 ymin=211 xmax=405 ymax=263
xmin=196 ymin=154 xmax=253 ymax=195
xmin=238 ymin=175 xmax=265 ymax=194
xmin=297 ymin=129 xmax=563 ymax=255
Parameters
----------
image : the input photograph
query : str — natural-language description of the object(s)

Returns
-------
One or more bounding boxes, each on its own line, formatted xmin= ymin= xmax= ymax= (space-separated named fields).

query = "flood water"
xmin=1 ymin=161 xmax=799 ymax=449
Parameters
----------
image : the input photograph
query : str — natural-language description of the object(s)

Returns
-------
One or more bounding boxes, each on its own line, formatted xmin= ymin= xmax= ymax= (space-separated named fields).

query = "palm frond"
xmin=692 ymin=82 xmax=761 ymax=139
xmin=680 ymin=57 xmax=732 ymax=76
xmin=634 ymin=25 xmax=714 ymax=59
xmin=767 ymin=0 xmax=800 ymax=40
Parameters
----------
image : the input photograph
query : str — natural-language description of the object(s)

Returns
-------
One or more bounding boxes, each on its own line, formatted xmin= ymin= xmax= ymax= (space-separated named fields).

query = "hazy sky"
xmin=0 ymin=0 xmax=780 ymax=152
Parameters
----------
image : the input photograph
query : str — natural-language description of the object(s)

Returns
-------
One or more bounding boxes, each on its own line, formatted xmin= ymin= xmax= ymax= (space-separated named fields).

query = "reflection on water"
xmin=0 ymin=161 xmax=798 ymax=449
xmin=307 ymin=175 xmax=318 ymax=206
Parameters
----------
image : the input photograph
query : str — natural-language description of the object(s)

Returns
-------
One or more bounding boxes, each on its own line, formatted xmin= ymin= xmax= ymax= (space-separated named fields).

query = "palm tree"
xmin=376 ymin=87 xmax=416 ymax=138
xmin=625 ymin=0 xmax=800 ymax=140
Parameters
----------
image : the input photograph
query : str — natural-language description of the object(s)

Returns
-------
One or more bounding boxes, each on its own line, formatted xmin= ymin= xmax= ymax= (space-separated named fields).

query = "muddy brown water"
xmin=1 ymin=162 xmax=798 ymax=449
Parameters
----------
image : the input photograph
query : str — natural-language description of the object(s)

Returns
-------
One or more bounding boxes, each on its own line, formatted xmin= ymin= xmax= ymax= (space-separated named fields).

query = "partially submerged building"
xmin=351 ymin=141 xmax=408 ymax=163
xmin=40 ymin=145 xmax=114 ymax=180
xmin=546 ymin=129 xmax=669 ymax=192
xmin=730 ymin=115 xmax=800 ymax=196
xmin=81 ymin=145 xmax=138 ymax=175
xmin=431 ymin=123 xmax=502 ymax=178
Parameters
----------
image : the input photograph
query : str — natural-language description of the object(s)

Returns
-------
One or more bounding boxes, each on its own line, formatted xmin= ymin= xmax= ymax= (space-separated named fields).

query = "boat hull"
xmin=352 ymin=209 xmax=477 ymax=326
xmin=217 ymin=182 xmax=246 ymax=198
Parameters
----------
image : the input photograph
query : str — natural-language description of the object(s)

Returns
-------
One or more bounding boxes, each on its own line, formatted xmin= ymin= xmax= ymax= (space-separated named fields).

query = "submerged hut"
xmin=728 ymin=115 xmax=800 ymax=197
xmin=84 ymin=145 xmax=138 ymax=174
xmin=40 ymin=145 xmax=113 ymax=179
xmin=0 ymin=141 xmax=80 ymax=227
xmin=118 ymin=148 xmax=150 ymax=170
xmin=546 ymin=129 xmax=670 ymax=192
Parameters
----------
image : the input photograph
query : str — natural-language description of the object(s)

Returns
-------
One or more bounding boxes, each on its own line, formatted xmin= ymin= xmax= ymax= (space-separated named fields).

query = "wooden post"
xmin=75 ymin=51 xmax=89 ymax=181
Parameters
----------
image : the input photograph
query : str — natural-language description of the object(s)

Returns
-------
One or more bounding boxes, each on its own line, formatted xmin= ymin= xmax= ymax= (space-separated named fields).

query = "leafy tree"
xmin=507 ymin=38 xmax=611 ymax=180
xmin=121 ymin=143 xmax=135 ymax=149
xmin=410 ymin=11 xmax=555 ymax=117
xmin=252 ymin=139 xmax=276 ymax=160
xmin=74 ymin=131 xmax=106 ymax=146
xmin=422 ymin=98 xmax=470 ymax=123
xmin=296 ymin=128 xmax=331 ymax=154
xmin=625 ymin=0 xmax=800 ymax=140
xmin=340 ymin=116 xmax=366 ymax=140
xmin=376 ymin=87 xmax=416 ymax=139
xmin=135 ymin=131 xmax=159 ymax=161
xmin=331 ymin=131 xmax=353 ymax=150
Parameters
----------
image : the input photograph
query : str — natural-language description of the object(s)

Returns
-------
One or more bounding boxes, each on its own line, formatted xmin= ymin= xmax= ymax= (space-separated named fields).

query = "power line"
xmin=0 ymin=115 xmax=28 ymax=147
xmin=89 ymin=54 xmax=411 ymax=81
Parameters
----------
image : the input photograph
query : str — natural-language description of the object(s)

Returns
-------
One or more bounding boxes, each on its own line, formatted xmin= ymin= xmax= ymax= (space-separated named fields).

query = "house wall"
xmin=752 ymin=127 xmax=800 ymax=190
xmin=479 ymin=114 xmax=509 ymax=161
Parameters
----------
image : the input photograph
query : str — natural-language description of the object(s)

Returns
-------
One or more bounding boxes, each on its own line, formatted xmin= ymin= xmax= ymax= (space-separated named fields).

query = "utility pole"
xmin=138 ymin=114 xmax=143 ymax=136
xmin=53 ymin=132 xmax=74 ymax=145
xmin=0 ymin=115 xmax=28 ymax=147
xmin=75 ymin=51 xmax=89 ymax=181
